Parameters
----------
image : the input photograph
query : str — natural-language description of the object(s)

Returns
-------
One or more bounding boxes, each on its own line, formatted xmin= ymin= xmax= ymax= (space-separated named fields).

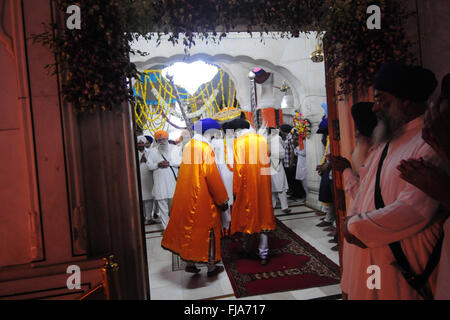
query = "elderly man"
xmin=146 ymin=130 xmax=181 ymax=229
xmin=161 ymin=118 xmax=228 ymax=276
xmin=229 ymin=118 xmax=275 ymax=265
xmin=342 ymin=62 xmax=445 ymax=300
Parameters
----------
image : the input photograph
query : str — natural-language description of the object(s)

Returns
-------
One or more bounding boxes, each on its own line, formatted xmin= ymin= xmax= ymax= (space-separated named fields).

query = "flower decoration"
xmin=293 ymin=112 xmax=311 ymax=140
xmin=32 ymin=0 xmax=416 ymax=113
xmin=293 ymin=112 xmax=311 ymax=150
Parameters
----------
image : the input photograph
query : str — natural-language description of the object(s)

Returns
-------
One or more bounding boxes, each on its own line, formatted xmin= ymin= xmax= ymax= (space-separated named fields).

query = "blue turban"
xmin=145 ymin=135 xmax=153 ymax=144
xmin=374 ymin=62 xmax=437 ymax=102
xmin=321 ymin=102 xmax=328 ymax=115
xmin=192 ymin=118 xmax=222 ymax=134
xmin=317 ymin=116 xmax=328 ymax=134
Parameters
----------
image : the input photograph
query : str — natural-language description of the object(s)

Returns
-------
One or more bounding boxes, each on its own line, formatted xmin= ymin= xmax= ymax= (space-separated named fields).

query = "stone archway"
xmin=132 ymin=35 xmax=328 ymax=209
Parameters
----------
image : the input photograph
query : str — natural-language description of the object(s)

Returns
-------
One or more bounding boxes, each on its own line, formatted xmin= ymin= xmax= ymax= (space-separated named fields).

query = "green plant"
xmin=33 ymin=0 xmax=417 ymax=113
xmin=322 ymin=0 xmax=416 ymax=97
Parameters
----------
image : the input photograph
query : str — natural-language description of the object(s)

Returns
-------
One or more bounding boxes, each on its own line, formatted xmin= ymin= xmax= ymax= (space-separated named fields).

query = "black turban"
xmin=225 ymin=118 xmax=250 ymax=130
xmin=280 ymin=124 xmax=293 ymax=133
xmin=441 ymin=73 xmax=450 ymax=99
xmin=351 ymin=102 xmax=378 ymax=138
xmin=374 ymin=62 xmax=437 ymax=102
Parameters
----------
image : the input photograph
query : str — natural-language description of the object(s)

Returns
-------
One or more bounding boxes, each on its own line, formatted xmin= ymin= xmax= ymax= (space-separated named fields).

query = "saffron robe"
xmin=161 ymin=136 xmax=228 ymax=263
xmin=344 ymin=116 xmax=444 ymax=299
xmin=230 ymin=129 xmax=275 ymax=235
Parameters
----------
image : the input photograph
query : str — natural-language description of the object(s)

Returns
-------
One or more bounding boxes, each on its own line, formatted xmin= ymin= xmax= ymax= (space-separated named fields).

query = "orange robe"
xmin=161 ymin=137 xmax=228 ymax=263
xmin=230 ymin=130 xmax=275 ymax=234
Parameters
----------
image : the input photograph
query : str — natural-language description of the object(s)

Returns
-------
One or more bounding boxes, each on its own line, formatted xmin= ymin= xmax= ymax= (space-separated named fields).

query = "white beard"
xmin=158 ymin=143 xmax=168 ymax=153
xmin=372 ymin=117 xmax=389 ymax=145
xmin=372 ymin=111 xmax=406 ymax=145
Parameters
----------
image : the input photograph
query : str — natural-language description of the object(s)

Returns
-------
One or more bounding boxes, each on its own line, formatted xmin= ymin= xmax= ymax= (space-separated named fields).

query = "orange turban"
xmin=154 ymin=130 xmax=169 ymax=140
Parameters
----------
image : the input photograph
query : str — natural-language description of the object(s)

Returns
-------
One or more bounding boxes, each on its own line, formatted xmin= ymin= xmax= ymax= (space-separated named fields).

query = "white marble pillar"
xmin=300 ymin=95 xmax=327 ymax=210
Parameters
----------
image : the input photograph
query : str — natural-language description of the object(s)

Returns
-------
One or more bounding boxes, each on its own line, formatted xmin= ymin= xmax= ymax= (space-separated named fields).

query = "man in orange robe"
xmin=161 ymin=118 xmax=229 ymax=276
xmin=229 ymin=119 xmax=276 ymax=265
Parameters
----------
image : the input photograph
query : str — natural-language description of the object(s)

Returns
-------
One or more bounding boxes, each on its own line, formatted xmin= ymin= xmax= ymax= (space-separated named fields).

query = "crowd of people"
xmin=136 ymin=62 xmax=449 ymax=300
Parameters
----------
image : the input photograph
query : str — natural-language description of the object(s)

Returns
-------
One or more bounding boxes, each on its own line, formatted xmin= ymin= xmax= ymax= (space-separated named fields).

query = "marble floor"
xmin=144 ymin=201 xmax=341 ymax=300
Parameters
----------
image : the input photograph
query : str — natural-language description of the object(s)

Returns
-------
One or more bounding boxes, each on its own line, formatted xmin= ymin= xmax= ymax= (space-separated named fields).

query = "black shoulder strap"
xmin=374 ymin=141 xmax=441 ymax=300
xmin=161 ymin=153 xmax=178 ymax=182
xmin=374 ymin=142 xmax=390 ymax=210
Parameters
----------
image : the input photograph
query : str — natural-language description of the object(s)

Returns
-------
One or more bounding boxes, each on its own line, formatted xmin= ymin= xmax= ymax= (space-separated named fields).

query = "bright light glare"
xmin=162 ymin=61 xmax=218 ymax=95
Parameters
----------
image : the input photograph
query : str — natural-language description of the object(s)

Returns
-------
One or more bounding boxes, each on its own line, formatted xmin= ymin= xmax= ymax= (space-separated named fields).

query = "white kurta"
xmin=139 ymin=150 xmax=154 ymax=200
xmin=269 ymin=135 xmax=288 ymax=192
xmin=146 ymin=144 xmax=181 ymax=200
xmin=211 ymin=136 xmax=234 ymax=230
xmin=211 ymin=137 xmax=234 ymax=206
xmin=294 ymin=146 xmax=307 ymax=181
xmin=344 ymin=116 xmax=444 ymax=299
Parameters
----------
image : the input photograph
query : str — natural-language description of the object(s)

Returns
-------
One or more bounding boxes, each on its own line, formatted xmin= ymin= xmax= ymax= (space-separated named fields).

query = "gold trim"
xmin=212 ymin=108 xmax=241 ymax=122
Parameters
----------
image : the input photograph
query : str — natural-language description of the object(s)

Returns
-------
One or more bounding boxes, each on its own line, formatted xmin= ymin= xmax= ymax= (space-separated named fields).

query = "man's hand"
xmin=316 ymin=164 xmax=324 ymax=176
xmin=316 ymin=162 xmax=330 ymax=176
xmin=342 ymin=216 xmax=367 ymax=249
xmin=327 ymin=155 xmax=351 ymax=172
xmin=158 ymin=160 xmax=170 ymax=168
xmin=423 ymin=99 xmax=450 ymax=164
xmin=397 ymin=158 xmax=450 ymax=211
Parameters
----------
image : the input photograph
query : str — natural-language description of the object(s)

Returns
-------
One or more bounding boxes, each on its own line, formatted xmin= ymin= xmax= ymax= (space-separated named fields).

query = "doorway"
xmin=131 ymin=32 xmax=343 ymax=300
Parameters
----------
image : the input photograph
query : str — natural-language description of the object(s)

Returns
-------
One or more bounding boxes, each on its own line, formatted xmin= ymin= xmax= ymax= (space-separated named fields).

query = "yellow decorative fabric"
xmin=212 ymin=107 xmax=241 ymax=123
xmin=161 ymin=139 xmax=228 ymax=263
xmin=231 ymin=132 xmax=276 ymax=235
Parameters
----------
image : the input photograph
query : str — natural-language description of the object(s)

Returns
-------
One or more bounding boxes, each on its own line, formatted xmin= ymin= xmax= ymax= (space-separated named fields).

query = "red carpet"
xmin=221 ymin=219 xmax=341 ymax=298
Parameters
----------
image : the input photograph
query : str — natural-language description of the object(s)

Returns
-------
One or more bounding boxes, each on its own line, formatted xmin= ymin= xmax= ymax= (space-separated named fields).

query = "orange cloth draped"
xmin=161 ymin=139 xmax=228 ymax=263
xmin=298 ymin=136 xmax=304 ymax=150
xmin=230 ymin=132 xmax=275 ymax=235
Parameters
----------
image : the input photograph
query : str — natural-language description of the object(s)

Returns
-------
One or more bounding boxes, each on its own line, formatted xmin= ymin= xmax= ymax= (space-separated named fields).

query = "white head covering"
xmin=137 ymin=135 xmax=147 ymax=144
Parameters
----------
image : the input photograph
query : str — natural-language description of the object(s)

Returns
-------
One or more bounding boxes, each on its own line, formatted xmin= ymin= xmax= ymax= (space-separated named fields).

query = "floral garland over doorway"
xmin=33 ymin=0 xmax=416 ymax=113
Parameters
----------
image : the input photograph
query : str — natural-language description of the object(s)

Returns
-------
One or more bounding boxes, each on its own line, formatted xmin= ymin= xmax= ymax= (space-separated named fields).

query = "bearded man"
xmin=341 ymin=62 xmax=447 ymax=300
xmin=146 ymin=130 xmax=181 ymax=229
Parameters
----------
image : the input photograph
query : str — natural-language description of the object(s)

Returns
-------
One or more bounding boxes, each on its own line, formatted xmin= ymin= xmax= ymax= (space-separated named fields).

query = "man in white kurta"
xmin=268 ymin=128 xmax=290 ymax=214
xmin=342 ymin=62 xmax=444 ymax=299
xmin=294 ymin=145 xmax=308 ymax=201
xmin=137 ymin=135 xmax=155 ymax=224
xmin=146 ymin=130 xmax=181 ymax=229
xmin=210 ymin=129 xmax=234 ymax=233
